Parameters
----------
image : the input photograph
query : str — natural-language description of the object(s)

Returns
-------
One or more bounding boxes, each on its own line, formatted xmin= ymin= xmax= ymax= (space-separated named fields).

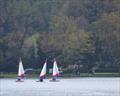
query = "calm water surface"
xmin=0 ymin=78 xmax=120 ymax=96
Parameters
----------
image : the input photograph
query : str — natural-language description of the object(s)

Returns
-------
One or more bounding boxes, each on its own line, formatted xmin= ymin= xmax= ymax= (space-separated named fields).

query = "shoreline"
xmin=0 ymin=72 xmax=120 ymax=78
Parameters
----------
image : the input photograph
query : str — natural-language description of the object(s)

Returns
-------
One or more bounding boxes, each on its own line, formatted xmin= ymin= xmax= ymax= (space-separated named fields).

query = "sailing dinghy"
xmin=50 ymin=59 xmax=60 ymax=82
xmin=16 ymin=58 xmax=25 ymax=82
xmin=37 ymin=60 xmax=47 ymax=82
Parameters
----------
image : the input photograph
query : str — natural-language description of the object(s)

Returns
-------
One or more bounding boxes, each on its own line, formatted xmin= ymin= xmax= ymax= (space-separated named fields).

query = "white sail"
xmin=52 ymin=59 xmax=59 ymax=77
xmin=40 ymin=61 xmax=47 ymax=78
xmin=18 ymin=59 xmax=25 ymax=78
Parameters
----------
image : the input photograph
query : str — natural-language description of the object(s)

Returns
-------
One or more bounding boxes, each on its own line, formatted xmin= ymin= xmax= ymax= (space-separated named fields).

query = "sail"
xmin=40 ymin=61 xmax=47 ymax=78
xmin=52 ymin=59 xmax=59 ymax=77
xmin=18 ymin=59 xmax=25 ymax=78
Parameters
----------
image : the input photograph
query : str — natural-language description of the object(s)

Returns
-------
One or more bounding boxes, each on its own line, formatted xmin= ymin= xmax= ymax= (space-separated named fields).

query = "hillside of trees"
xmin=0 ymin=0 xmax=120 ymax=73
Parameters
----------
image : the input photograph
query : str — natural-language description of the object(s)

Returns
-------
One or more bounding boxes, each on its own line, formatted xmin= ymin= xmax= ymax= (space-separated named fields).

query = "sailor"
xmin=52 ymin=77 xmax=56 ymax=81
xmin=17 ymin=77 xmax=21 ymax=81
xmin=40 ymin=77 xmax=43 ymax=82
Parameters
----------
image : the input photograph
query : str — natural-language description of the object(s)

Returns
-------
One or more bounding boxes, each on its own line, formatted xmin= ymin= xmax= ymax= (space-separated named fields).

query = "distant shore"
xmin=0 ymin=72 xmax=120 ymax=78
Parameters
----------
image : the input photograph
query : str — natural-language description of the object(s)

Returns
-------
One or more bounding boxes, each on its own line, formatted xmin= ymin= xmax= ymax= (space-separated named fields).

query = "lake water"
xmin=0 ymin=78 xmax=120 ymax=96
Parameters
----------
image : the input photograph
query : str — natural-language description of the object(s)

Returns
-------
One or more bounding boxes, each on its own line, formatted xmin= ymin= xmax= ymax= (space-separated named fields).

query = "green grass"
xmin=94 ymin=72 xmax=120 ymax=77
xmin=0 ymin=72 xmax=120 ymax=78
xmin=60 ymin=72 xmax=120 ymax=78
xmin=0 ymin=73 xmax=17 ymax=78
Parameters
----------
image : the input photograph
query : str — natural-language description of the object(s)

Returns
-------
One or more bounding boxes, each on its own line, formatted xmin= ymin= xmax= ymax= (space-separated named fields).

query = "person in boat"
xmin=17 ymin=77 xmax=21 ymax=81
xmin=39 ymin=76 xmax=45 ymax=82
xmin=52 ymin=76 xmax=56 ymax=81
xmin=40 ymin=77 xmax=43 ymax=82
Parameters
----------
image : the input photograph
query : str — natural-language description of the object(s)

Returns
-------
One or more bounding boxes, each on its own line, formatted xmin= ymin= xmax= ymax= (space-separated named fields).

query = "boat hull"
xmin=49 ymin=79 xmax=59 ymax=82
xmin=15 ymin=80 xmax=24 ymax=82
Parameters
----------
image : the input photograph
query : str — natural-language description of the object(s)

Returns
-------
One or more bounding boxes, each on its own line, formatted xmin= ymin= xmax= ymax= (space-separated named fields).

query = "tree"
xmin=92 ymin=12 xmax=120 ymax=72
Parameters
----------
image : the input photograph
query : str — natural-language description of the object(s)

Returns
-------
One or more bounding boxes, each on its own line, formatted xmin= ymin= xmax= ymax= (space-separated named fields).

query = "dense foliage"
xmin=0 ymin=0 xmax=120 ymax=72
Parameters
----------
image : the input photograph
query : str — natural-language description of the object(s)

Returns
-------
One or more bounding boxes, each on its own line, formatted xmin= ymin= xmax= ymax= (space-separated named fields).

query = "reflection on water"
xmin=0 ymin=78 xmax=120 ymax=96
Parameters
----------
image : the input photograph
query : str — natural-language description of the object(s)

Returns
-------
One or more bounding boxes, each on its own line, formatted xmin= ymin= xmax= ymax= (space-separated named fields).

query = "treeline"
xmin=0 ymin=0 xmax=120 ymax=72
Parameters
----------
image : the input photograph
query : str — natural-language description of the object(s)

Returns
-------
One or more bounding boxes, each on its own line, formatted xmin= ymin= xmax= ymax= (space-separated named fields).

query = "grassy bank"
xmin=0 ymin=72 xmax=120 ymax=78
xmin=60 ymin=73 xmax=120 ymax=78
